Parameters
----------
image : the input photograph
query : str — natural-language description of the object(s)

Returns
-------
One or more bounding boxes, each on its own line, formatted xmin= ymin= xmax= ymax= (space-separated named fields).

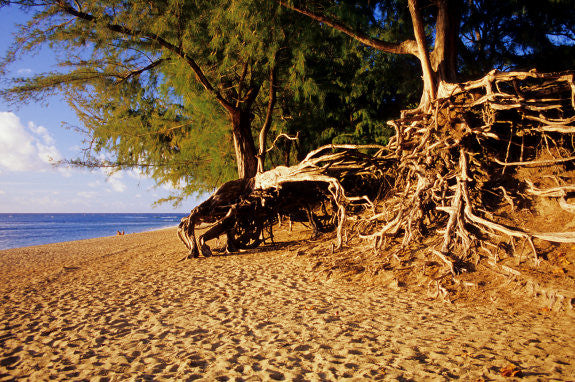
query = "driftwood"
xmin=179 ymin=69 xmax=575 ymax=281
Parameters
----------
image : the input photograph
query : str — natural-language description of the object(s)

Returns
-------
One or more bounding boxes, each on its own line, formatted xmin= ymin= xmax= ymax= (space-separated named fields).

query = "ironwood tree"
xmin=0 ymin=0 xmax=329 ymax=194
xmin=2 ymin=0 xmax=573 ymax=205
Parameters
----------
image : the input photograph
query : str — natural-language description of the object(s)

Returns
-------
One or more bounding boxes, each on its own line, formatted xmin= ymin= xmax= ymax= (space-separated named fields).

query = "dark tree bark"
xmin=231 ymin=108 xmax=259 ymax=179
xmin=257 ymin=57 xmax=278 ymax=173
xmin=431 ymin=0 xmax=459 ymax=84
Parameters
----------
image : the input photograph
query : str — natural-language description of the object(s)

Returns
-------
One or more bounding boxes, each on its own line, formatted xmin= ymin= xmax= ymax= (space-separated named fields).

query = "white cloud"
xmin=30 ymin=124 xmax=55 ymax=145
xmin=88 ymin=169 xmax=130 ymax=193
xmin=77 ymin=191 xmax=99 ymax=199
xmin=16 ymin=68 xmax=33 ymax=75
xmin=58 ymin=166 xmax=73 ymax=178
xmin=0 ymin=112 xmax=63 ymax=173
xmin=105 ymin=172 xmax=127 ymax=193
xmin=127 ymin=168 xmax=145 ymax=179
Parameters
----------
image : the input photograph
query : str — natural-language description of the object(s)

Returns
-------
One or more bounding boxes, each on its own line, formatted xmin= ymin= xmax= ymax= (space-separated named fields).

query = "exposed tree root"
xmin=352 ymin=69 xmax=575 ymax=280
xmin=179 ymin=70 xmax=575 ymax=303
xmin=178 ymin=144 xmax=392 ymax=257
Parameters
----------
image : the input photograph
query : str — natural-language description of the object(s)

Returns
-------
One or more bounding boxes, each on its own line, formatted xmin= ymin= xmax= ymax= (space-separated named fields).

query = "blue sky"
xmin=0 ymin=7 xmax=203 ymax=213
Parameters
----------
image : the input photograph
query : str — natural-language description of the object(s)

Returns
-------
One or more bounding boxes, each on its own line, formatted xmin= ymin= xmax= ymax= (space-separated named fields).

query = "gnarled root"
xmin=354 ymin=70 xmax=575 ymax=284
xmin=177 ymin=215 xmax=200 ymax=259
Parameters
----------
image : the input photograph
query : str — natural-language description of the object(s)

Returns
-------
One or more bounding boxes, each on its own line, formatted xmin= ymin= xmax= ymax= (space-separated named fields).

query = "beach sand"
xmin=1 ymin=226 xmax=574 ymax=381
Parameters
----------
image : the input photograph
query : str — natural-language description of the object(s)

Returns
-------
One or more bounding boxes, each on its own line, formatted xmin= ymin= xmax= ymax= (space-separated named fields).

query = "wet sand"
xmin=1 ymin=227 xmax=574 ymax=380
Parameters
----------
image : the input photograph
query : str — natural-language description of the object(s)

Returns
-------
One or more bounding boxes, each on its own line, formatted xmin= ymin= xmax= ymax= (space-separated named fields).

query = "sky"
xmin=0 ymin=7 xmax=203 ymax=213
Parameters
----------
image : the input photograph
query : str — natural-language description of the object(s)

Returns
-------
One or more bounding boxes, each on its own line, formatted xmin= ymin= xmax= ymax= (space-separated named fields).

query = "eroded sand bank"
xmin=1 ymin=227 xmax=574 ymax=380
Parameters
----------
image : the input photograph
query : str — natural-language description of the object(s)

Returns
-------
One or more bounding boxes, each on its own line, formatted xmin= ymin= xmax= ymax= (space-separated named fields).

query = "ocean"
xmin=0 ymin=213 xmax=185 ymax=250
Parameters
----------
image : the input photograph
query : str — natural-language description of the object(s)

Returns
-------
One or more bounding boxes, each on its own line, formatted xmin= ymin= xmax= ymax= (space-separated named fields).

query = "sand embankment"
xmin=1 ymin=227 xmax=574 ymax=380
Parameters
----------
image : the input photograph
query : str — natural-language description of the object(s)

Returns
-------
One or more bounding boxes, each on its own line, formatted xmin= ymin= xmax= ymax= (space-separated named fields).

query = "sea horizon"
xmin=0 ymin=212 xmax=185 ymax=250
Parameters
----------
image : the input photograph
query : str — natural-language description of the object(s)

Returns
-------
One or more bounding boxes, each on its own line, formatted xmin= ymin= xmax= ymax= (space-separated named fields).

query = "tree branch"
xmin=265 ymin=133 xmax=299 ymax=156
xmin=115 ymin=58 xmax=168 ymax=84
xmin=235 ymin=59 xmax=250 ymax=108
xmin=257 ymin=55 xmax=279 ymax=173
xmin=57 ymin=1 xmax=236 ymax=112
xmin=277 ymin=1 xmax=418 ymax=56
xmin=408 ymin=0 xmax=436 ymax=101
xmin=62 ymin=158 xmax=205 ymax=169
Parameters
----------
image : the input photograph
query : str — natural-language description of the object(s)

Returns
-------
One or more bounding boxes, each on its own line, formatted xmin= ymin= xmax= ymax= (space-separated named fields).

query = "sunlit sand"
xmin=1 ymin=227 xmax=574 ymax=380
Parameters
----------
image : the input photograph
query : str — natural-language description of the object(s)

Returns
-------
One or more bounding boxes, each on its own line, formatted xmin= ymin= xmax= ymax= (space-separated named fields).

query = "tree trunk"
xmin=408 ymin=0 xmax=461 ymax=110
xmin=409 ymin=0 xmax=437 ymax=110
xmin=432 ymin=0 xmax=459 ymax=82
xmin=231 ymin=109 xmax=258 ymax=179
xmin=257 ymin=58 xmax=278 ymax=174
xmin=431 ymin=0 xmax=460 ymax=99
xmin=280 ymin=0 xmax=461 ymax=112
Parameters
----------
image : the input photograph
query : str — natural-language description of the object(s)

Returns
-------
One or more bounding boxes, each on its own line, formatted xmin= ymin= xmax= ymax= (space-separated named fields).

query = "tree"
xmin=279 ymin=0 xmax=575 ymax=111
xmin=0 ymin=0 xmax=296 ymax=188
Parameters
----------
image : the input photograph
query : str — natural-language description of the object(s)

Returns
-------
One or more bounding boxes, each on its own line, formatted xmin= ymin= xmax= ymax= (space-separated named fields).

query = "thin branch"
xmin=58 ymin=1 xmax=235 ymax=112
xmin=115 ymin=58 xmax=168 ymax=84
xmin=257 ymin=53 xmax=279 ymax=173
xmin=265 ymin=133 xmax=299 ymax=155
xmin=277 ymin=1 xmax=418 ymax=56
xmin=61 ymin=158 xmax=205 ymax=169
xmin=235 ymin=59 xmax=250 ymax=108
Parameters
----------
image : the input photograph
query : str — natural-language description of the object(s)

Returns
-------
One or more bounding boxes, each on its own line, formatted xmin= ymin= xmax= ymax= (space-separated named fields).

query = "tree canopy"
xmin=2 ymin=0 xmax=287 ymax=189
xmin=1 ymin=0 xmax=573 ymax=205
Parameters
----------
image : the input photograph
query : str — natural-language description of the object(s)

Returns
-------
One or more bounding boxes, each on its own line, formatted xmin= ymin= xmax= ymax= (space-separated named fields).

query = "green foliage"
xmin=2 ymin=0 xmax=413 ymax=196
xmin=276 ymin=0 xmax=574 ymax=154
xmin=271 ymin=1 xmax=420 ymax=157
xmin=1 ymin=0 xmax=293 ymax=203
xmin=4 ymin=0 xmax=571 ymax=206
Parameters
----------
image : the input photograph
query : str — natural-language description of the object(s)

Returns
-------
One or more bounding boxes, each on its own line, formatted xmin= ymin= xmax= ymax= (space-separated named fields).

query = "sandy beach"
xmin=1 ymin=226 xmax=574 ymax=381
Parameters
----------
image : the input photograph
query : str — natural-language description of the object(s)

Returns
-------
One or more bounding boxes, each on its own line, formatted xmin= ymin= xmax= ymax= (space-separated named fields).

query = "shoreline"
xmin=0 ymin=225 xmax=180 ymax=252
xmin=0 ymin=212 xmax=184 ymax=251
xmin=1 ymin=227 xmax=574 ymax=380
xmin=0 ymin=224 xmax=180 ymax=250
